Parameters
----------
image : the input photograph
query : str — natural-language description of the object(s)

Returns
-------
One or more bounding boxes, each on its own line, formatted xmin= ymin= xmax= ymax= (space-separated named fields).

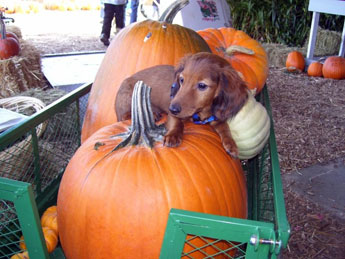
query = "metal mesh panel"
xmin=0 ymin=135 xmax=35 ymax=182
xmin=0 ymin=83 xmax=92 ymax=258
xmin=182 ymin=235 xmax=246 ymax=259
xmin=257 ymin=146 xmax=275 ymax=223
xmin=0 ymin=92 xmax=89 ymax=195
xmin=36 ymin=104 xmax=80 ymax=191
xmin=0 ymin=201 xmax=24 ymax=258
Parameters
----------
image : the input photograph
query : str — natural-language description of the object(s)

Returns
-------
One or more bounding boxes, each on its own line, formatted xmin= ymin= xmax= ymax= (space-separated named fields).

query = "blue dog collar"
xmin=192 ymin=114 xmax=218 ymax=125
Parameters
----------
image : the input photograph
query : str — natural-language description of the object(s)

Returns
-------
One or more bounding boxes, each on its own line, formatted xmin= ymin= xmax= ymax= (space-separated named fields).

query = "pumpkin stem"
xmin=110 ymin=81 xmax=166 ymax=151
xmin=159 ymin=0 xmax=189 ymax=23
xmin=226 ymin=45 xmax=255 ymax=56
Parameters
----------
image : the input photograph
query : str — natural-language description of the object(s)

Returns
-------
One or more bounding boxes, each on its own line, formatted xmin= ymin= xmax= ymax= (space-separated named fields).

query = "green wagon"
xmin=0 ymin=83 xmax=290 ymax=258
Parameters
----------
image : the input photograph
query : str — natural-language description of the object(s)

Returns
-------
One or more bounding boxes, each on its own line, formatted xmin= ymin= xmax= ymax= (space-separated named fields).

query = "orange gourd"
xmin=286 ymin=51 xmax=305 ymax=72
xmin=307 ymin=62 xmax=323 ymax=77
xmin=81 ymin=1 xmax=211 ymax=142
xmin=41 ymin=206 xmax=58 ymax=235
xmin=322 ymin=56 xmax=345 ymax=80
xmin=197 ymin=27 xmax=268 ymax=94
xmin=20 ymin=227 xmax=58 ymax=253
xmin=58 ymin=82 xmax=247 ymax=259
xmin=10 ymin=251 xmax=29 ymax=259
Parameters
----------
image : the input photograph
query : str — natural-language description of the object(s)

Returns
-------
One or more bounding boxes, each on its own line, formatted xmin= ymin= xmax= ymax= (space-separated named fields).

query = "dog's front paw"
xmin=223 ymin=141 xmax=239 ymax=159
xmin=163 ymin=132 xmax=182 ymax=147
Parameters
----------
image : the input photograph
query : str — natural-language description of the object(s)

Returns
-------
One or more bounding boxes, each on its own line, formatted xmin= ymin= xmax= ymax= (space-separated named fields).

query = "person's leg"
xmin=130 ymin=0 xmax=139 ymax=23
xmin=101 ymin=3 xmax=116 ymax=45
xmin=114 ymin=4 xmax=125 ymax=31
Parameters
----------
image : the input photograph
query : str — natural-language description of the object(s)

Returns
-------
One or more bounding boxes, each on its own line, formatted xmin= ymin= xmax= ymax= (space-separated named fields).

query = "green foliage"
xmin=227 ymin=0 xmax=344 ymax=47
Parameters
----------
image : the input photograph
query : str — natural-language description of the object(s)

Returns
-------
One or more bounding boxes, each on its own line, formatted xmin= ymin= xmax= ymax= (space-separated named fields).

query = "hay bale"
xmin=303 ymin=27 xmax=341 ymax=57
xmin=262 ymin=43 xmax=305 ymax=68
xmin=262 ymin=27 xmax=341 ymax=68
xmin=0 ymin=39 xmax=44 ymax=98
xmin=6 ymin=25 xmax=22 ymax=39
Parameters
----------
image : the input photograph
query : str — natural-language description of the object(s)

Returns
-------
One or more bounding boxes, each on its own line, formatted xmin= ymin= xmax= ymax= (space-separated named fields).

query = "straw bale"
xmin=6 ymin=25 xmax=22 ymax=39
xmin=0 ymin=39 xmax=44 ymax=98
xmin=262 ymin=43 xmax=305 ymax=68
xmin=303 ymin=27 xmax=341 ymax=57
xmin=263 ymin=28 xmax=341 ymax=68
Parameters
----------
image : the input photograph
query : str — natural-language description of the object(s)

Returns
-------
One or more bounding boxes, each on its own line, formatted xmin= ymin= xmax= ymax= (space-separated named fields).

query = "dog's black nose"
xmin=169 ymin=104 xmax=181 ymax=115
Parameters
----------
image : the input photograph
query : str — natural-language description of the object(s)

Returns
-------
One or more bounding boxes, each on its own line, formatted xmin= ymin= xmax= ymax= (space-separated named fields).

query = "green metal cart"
xmin=0 ymin=83 xmax=290 ymax=258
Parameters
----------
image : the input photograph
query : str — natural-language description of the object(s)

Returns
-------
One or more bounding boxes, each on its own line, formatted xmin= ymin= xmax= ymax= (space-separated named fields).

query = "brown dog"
xmin=115 ymin=52 xmax=248 ymax=157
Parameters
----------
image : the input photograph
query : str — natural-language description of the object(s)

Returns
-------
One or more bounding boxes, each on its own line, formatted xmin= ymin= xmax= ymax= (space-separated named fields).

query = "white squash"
xmin=228 ymin=92 xmax=270 ymax=159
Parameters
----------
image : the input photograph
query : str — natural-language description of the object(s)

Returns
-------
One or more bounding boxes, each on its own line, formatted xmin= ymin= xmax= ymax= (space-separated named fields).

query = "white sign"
xmin=160 ymin=0 xmax=232 ymax=31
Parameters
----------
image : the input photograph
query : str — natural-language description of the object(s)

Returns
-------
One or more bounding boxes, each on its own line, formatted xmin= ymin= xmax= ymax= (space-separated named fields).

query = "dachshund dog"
xmin=115 ymin=52 xmax=248 ymax=157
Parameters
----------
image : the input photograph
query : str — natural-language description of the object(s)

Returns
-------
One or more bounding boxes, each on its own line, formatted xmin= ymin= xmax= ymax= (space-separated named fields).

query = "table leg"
xmin=306 ymin=11 xmax=320 ymax=61
xmin=339 ymin=19 xmax=345 ymax=57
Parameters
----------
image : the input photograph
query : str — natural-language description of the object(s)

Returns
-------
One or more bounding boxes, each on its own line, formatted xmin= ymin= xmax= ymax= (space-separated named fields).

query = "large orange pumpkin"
xmin=81 ymin=3 xmax=211 ymax=142
xmin=197 ymin=27 xmax=268 ymax=94
xmin=322 ymin=56 xmax=345 ymax=80
xmin=58 ymin=83 xmax=247 ymax=258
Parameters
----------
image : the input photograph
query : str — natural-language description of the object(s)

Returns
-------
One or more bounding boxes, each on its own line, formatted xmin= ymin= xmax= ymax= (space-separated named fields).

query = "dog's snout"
xmin=169 ymin=103 xmax=181 ymax=115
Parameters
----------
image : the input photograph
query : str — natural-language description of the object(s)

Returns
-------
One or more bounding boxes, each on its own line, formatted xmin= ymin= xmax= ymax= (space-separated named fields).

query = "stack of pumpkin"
xmin=286 ymin=50 xmax=345 ymax=79
xmin=56 ymin=3 xmax=271 ymax=258
xmin=12 ymin=206 xmax=59 ymax=258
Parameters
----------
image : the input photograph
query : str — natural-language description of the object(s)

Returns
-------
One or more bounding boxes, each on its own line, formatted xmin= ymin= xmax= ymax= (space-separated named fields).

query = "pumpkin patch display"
xmin=197 ymin=27 xmax=269 ymax=94
xmin=58 ymin=82 xmax=247 ymax=258
xmin=81 ymin=1 xmax=211 ymax=142
xmin=307 ymin=61 xmax=323 ymax=77
xmin=286 ymin=51 xmax=305 ymax=72
xmin=322 ymin=56 xmax=345 ymax=80
xmin=228 ymin=92 xmax=270 ymax=159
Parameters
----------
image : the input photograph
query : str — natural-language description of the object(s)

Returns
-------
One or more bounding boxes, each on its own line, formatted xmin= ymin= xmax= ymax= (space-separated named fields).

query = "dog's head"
xmin=169 ymin=52 xmax=248 ymax=121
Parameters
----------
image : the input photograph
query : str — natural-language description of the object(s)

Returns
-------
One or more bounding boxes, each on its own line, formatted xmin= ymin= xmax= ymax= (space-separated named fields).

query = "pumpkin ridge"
xmin=181 ymin=134 xmax=224 ymax=213
xmin=183 ymin=127 xmax=243 ymax=216
xmin=168 ymin=143 xmax=206 ymax=211
xmin=151 ymin=147 xmax=176 ymax=212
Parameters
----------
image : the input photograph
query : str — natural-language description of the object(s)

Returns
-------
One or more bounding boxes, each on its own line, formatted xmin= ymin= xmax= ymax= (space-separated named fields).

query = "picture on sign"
xmin=197 ymin=0 xmax=220 ymax=21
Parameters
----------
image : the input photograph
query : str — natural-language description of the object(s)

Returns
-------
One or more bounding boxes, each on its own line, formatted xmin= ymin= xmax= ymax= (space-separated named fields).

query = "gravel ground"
xmin=9 ymin=10 xmax=345 ymax=259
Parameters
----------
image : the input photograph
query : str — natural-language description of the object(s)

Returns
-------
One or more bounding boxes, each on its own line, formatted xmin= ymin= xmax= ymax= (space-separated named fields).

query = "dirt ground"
xmin=9 ymin=10 xmax=345 ymax=259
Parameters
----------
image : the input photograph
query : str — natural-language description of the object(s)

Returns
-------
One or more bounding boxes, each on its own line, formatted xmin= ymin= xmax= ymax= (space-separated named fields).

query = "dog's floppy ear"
xmin=212 ymin=66 xmax=248 ymax=121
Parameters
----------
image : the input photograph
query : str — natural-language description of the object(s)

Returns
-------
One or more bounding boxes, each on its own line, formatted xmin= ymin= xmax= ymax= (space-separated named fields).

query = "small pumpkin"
xmin=81 ymin=0 xmax=211 ymax=142
xmin=307 ymin=61 xmax=323 ymax=77
xmin=228 ymin=91 xmax=270 ymax=159
xmin=322 ymin=56 xmax=345 ymax=80
xmin=10 ymin=251 xmax=29 ymax=259
xmin=20 ymin=227 xmax=58 ymax=253
xmin=286 ymin=51 xmax=305 ymax=72
xmin=0 ymin=13 xmax=20 ymax=59
xmin=58 ymin=82 xmax=247 ymax=258
xmin=197 ymin=27 xmax=269 ymax=94
xmin=0 ymin=31 xmax=20 ymax=43
xmin=41 ymin=206 xmax=58 ymax=235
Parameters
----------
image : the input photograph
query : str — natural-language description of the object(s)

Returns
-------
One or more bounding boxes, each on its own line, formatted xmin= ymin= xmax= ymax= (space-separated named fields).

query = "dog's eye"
xmin=197 ymin=83 xmax=208 ymax=91
xmin=179 ymin=76 xmax=184 ymax=85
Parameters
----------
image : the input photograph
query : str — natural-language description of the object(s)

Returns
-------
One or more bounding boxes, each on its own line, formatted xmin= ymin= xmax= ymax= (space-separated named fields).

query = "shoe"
xmin=100 ymin=34 xmax=110 ymax=46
